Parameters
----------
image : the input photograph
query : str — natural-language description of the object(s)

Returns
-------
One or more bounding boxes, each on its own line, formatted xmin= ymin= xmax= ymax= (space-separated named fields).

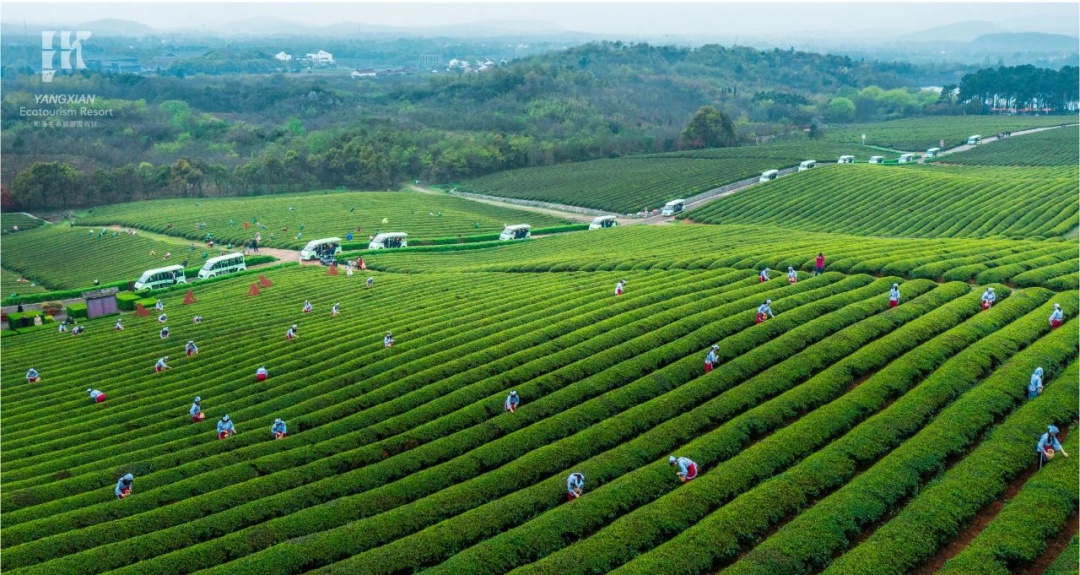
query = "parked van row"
xmin=134 ymin=253 xmax=248 ymax=291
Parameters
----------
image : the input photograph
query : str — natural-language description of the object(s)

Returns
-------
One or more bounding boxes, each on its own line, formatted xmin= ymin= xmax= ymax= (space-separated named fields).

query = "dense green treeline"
xmin=4 ymin=42 xmax=1074 ymax=210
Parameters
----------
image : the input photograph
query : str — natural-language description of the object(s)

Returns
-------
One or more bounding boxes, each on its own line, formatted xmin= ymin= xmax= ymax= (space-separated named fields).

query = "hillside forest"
xmin=3 ymin=41 xmax=1077 ymax=210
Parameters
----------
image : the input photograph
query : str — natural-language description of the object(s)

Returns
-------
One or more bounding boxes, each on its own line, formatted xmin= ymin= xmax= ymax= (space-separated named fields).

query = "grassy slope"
xmin=77 ymin=190 xmax=572 ymax=249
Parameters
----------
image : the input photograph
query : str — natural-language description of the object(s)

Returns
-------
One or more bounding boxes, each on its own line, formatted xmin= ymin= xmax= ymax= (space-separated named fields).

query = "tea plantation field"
xmin=1 ymin=213 xmax=46 ymax=234
xmin=0 ymin=268 xmax=47 ymax=297
xmin=354 ymin=225 xmax=1079 ymax=290
xmin=457 ymin=142 xmax=861 ymax=213
xmin=77 ymin=190 xmax=573 ymax=249
xmin=1 ymin=259 xmax=1076 ymax=574
xmin=822 ymin=115 xmax=1072 ymax=151
xmin=686 ymin=164 xmax=1079 ymax=239
xmin=2 ymin=116 xmax=1078 ymax=574
xmin=0 ymin=225 xmax=214 ymax=290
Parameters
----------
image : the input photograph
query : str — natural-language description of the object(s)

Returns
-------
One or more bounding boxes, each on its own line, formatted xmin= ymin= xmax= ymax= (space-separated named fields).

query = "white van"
xmin=759 ymin=170 xmax=779 ymax=182
xmin=837 ymin=155 xmax=855 ymax=164
xmin=868 ymin=156 xmax=885 ymax=164
xmin=661 ymin=199 xmax=686 ymax=216
xmin=798 ymin=160 xmax=816 ymax=171
xmin=590 ymin=215 xmax=618 ymax=230
xmin=898 ymin=153 xmax=916 ymax=164
xmin=499 ymin=224 xmax=531 ymax=240
xmin=134 ymin=265 xmax=187 ymax=291
xmin=925 ymin=147 xmax=940 ymax=158
xmin=967 ymin=135 xmax=981 ymax=145
xmin=198 ymin=252 xmax=246 ymax=279
xmin=300 ymin=237 xmax=342 ymax=261
xmin=368 ymin=232 xmax=408 ymax=250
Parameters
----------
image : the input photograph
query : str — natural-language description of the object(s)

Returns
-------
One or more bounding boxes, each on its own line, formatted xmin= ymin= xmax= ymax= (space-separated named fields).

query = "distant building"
xmin=86 ymin=56 xmax=142 ymax=74
xmin=306 ymin=50 xmax=334 ymax=65
xmin=351 ymin=69 xmax=377 ymax=78
xmin=274 ymin=51 xmax=293 ymax=62
xmin=148 ymin=49 xmax=209 ymax=70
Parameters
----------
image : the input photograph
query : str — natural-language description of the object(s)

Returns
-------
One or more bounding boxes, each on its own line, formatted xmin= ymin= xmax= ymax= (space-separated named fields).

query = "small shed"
xmin=82 ymin=287 xmax=120 ymax=319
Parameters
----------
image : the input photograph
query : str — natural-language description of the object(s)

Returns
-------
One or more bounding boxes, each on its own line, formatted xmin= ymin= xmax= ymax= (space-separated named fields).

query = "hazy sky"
xmin=3 ymin=2 xmax=1078 ymax=37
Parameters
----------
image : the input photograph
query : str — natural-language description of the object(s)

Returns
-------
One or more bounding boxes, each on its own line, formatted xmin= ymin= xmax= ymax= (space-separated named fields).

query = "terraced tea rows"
xmin=78 ymin=190 xmax=572 ymax=249
xmin=1 ymin=268 xmax=46 ymax=297
xmin=0 ymin=225 xmax=230 ymax=290
xmin=939 ymin=125 xmax=1080 ymax=166
xmin=822 ymin=115 xmax=1071 ymax=151
xmin=1 ymin=213 xmax=46 ymax=234
xmin=355 ymin=225 xmax=1078 ymax=289
xmin=686 ymin=164 xmax=1079 ymax=239
xmin=2 ymin=257 xmax=1076 ymax=574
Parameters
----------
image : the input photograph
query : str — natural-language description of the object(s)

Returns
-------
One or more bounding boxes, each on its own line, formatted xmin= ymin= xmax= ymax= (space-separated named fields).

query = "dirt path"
xmin=98 ymin=225 xmax=306 ymax=263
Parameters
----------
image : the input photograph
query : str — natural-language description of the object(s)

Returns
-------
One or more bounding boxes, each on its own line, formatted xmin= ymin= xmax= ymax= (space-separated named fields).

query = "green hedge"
xmin=115 ymin=293 xmax=141 ymax=311
xmin=7 ymin=310 xmax=44 ymax=328
xmin=65 ymin=303 xmax=88 ymax=319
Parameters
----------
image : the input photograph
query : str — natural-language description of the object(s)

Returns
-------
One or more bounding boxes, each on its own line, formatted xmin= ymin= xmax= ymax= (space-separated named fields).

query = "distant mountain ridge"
xmin=968 ymin=32 xmax=1079 ymax=52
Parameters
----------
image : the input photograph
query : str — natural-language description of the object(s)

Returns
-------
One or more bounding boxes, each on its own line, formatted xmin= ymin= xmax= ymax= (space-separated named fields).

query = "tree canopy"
xmin=679 ymin=106 xmax=736 ymax=150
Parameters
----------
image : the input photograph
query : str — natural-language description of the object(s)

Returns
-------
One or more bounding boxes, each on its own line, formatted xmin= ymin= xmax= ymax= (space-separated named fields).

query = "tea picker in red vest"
xmin=26 ymin=368 xmax=39 ymax=383
xmin=1037 ymin=425 xmax=1068 ymax=469
xmin=567 ymin=472 xmax=585 ymax=500
xmin=154 ymin=356 xmax=171 ymax=373
xmin=1049 ymin=303 xmax=1064 ymax=328
xmin=981 ymin=287 xmax=995 ymax=310
xmin=217 ymin=415 xmax=235 ymax=439
xmin=704 ymin=345 xmax=719 ymax=373
xmin=271 ymin=418 xmax=287 ymax=440
xmin=756 ymin=300 xmax=774 ymax=324
xmin=788 ymin=267 xmax=797 ymax=285
xmin=115 ymin=473 xmax=134 ymax=499
xmin=669 ymin=455 xmax=699 ymax=483
xmin=256 ymin=366 xmax=269 ymax=381
xmin=889 ymin=284 xmax=900 ymax=308
xmin=88 ymin=388 xmax=107 ymax=403
xmin=190 ymin=396 xmax=205 ymax=422
xmin=504 ymin=391 xmax=520 ymax=413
